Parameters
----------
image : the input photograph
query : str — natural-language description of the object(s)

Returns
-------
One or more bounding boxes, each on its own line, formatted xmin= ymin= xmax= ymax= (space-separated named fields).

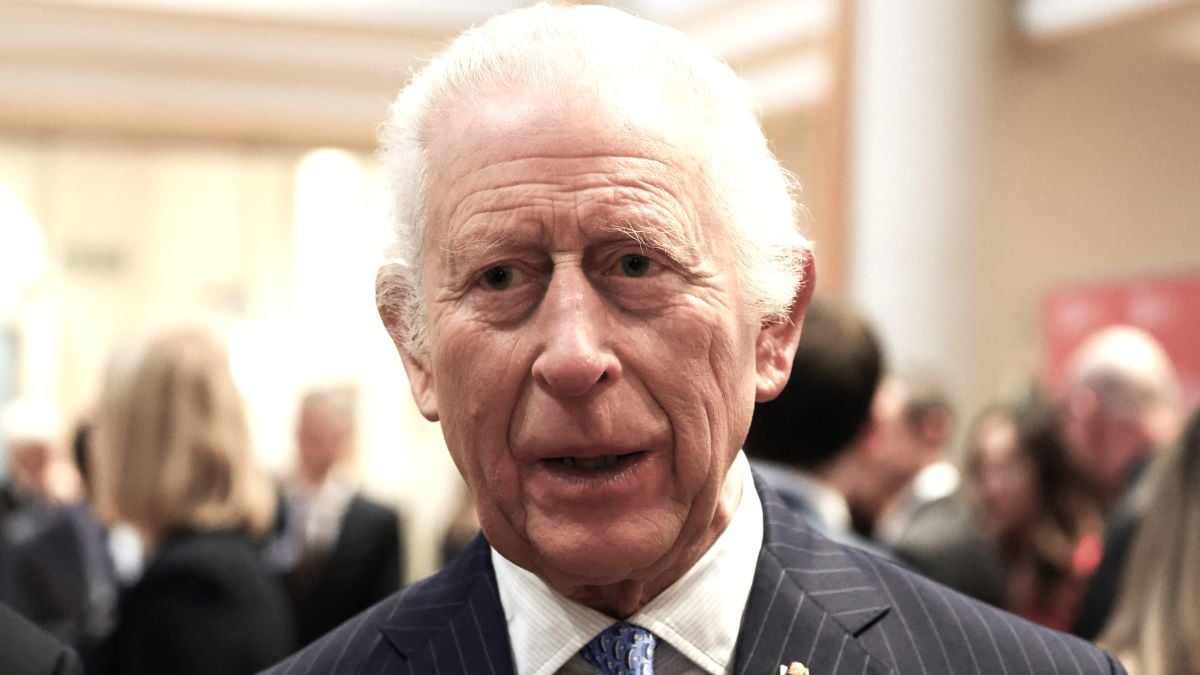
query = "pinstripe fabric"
xmin=262 ymin=471 xmax=1126 ymax=675
xmin=737 ymin=477 xmax=1128 ymax=675
xmin=262 ymin=539 xmax=514 ymax=675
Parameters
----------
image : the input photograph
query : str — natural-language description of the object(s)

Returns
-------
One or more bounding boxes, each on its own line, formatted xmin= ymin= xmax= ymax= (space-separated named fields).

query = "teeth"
xmin=559 ymin=455 xmax=620 ymax=470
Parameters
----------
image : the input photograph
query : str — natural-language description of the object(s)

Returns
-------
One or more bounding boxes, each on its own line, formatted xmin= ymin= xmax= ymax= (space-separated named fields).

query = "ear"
xmin=376 ymin=263 xmax=439 ymax=421
xmin=755 ymin=251 xmax=816 ymax=402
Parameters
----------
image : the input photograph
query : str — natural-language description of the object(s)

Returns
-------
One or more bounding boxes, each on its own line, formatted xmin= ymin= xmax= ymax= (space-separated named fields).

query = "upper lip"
xmin=536 ymin=446 xmax=645 ymax=461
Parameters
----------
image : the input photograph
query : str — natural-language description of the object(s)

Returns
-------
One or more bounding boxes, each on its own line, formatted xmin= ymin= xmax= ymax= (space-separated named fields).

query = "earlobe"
xmin=376 ymin=263 xmax=440 ymax=421
xmin=754 ymin=252 xmax=816 ymax=402
xmin=399 ymin=351 xmax=440 ymax=422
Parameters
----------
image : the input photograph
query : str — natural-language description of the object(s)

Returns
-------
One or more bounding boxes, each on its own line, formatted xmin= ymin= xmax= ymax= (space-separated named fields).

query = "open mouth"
xmin=546 ymin=451 xmax=646 ymax=473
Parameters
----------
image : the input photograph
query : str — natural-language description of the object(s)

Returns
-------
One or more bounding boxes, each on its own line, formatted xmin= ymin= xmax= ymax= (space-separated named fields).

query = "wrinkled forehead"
xmin=429 ymin=81 xmax=707 ymax=177
xmin=421 ymin=86 xmax=721 ymax=248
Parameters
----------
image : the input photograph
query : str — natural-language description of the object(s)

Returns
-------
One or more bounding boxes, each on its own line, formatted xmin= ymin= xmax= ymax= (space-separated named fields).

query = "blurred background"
xmin=1 ymin=0 xmax=1198 ymax=582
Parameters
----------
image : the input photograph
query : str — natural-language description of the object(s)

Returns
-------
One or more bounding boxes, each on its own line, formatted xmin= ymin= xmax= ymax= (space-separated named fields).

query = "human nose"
xmin=531 ymin=267 xmax=621 ymax=398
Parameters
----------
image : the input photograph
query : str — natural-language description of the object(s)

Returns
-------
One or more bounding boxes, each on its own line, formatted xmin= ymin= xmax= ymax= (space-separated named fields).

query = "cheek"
xmin=433 ymin=326 xmax=528 ymax=480
xmin=636 ymin=307 xmax=755 ymax=486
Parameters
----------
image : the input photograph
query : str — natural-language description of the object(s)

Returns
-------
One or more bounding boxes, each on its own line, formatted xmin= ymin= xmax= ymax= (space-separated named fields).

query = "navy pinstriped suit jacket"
xmin=263 ymin=475 xmax=1125 ymax=674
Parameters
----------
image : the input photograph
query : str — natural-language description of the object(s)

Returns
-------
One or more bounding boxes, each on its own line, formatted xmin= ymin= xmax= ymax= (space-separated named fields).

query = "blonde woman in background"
xmin=1101 ymin=404 xmax=1200 ymax=674
xmin=91 ymin=328 xmax=294 ymax=674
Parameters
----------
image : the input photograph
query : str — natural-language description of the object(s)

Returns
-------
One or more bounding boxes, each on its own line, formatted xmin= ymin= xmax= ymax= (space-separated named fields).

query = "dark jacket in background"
xmin=0 ymin=601 xmax=83 ymax=675
xmin=96 ymin=530 xmax=294 ymax=675
xmin=1072 ymin=496 xmax=1140 ymax=639
xmin=1072 ymin=455 xmax=1151 ymax=640
xmin=3 ymin=503 xmax=117 ymax=655
xmin=886 ymin=493 xmax=1008 ymax=608
xmin=285 ymin=494 xmax=402 ymax=646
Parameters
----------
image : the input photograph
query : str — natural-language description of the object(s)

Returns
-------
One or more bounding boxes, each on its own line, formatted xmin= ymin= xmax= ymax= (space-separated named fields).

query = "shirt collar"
xmin=492 ymin=451 xmax=764 ymax=675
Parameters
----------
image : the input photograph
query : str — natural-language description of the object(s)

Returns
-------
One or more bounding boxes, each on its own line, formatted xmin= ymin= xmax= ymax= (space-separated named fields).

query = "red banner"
xmin=1042 ymin=272 xmax=1200 ymax=411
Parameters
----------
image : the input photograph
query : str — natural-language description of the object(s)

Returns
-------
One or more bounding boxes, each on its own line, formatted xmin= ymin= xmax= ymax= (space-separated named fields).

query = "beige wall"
xmin=980 ymin=43 xmax=1200 ymax=404
xmin=0 ymin=133 xmax=298 ymax=423
xmin=0 ymin=132 xmax=461 ymax=581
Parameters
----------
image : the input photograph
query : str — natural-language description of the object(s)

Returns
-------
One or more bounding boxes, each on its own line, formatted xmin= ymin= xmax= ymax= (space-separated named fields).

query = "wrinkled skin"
xmin=380 ymin=92 xmax=811 ymax=616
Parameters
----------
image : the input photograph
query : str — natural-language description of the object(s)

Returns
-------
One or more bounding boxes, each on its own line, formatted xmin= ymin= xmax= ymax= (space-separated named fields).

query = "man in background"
xmin=1 ymin=398 xmax=78 ymax=528
xmin=742 ymin=296 xmax=891 ymax=555
xmin=3 ymin=421 xmax=118 ymax=659
xmin=872 ymin=371 xmax=1005 ymax=606
xmin=0 ymin=398 xmax=90 ymax=634
xmin=1064 ymin=326 xmax=1182 ymax=638
xmin=265 ymin=388 xmax=402 ymax=647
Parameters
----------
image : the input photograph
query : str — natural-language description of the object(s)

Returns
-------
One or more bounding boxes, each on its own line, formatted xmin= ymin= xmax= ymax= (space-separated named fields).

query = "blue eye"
xmin=618 ymin=253 xmax=652 ymax=278
xmin=481 ymin=265 xmax=515 ymax=290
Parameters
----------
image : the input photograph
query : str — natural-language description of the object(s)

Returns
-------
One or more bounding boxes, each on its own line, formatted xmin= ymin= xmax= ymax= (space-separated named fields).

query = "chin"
xmin=529 ymin=522 xmax=680 ymax=586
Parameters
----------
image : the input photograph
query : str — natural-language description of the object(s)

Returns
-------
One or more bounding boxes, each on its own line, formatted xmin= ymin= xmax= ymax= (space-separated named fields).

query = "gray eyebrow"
xmin=601 ymin=217 xmax=699 ymax=266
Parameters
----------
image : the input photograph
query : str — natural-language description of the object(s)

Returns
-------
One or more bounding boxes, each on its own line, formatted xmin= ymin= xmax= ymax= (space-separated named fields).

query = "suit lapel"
xmin=362 ymin=537 xmax=515 ymax=674
xmin=357 ymin=478 xmax=897 ymax=674
xmin=735 ymin=476 xmax=895 ymax=674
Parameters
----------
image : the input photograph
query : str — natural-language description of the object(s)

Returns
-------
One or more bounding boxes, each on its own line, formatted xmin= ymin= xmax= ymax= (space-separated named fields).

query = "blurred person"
xmin=0 ymin=399 xmax=84 ymax=635
xmin=269 ymin=5 xmax=1120 ymax=673
xmin=1062 ymin=325 xmax=1181 ymax=509
xmin=90 ymin=328 xmax=294 ymax=674
xmin=1 ymin=397 xmax=79 ymax=527
xmin=830 ymin=375 xmax=931 ymax=536
xmin=3 ymin=421 xmax=119 ymax=657
xmin=1100 ymin=404 xmax=1200 ymax=674
xmin=742 ymin=295 xmax=893 ymax=557
xmin=0 ymin=600 xmax=83 ymax=675
xmin=965 ymin=400 xmax=1103 ymax=631
xmin=873 ymin=371 xmax=1005 ymax=606
xmin=263 ymin=388 xmax=402 ymax=647
xmin=1063 ymin=326 xmax=1183 ymax=638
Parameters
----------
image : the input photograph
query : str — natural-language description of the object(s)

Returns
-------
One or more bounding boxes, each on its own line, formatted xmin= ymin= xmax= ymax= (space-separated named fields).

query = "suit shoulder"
xmin=844 ymin=548 xmax=1126 ymax=674
xmin=261 ymin=541 xmax=494 ymax=674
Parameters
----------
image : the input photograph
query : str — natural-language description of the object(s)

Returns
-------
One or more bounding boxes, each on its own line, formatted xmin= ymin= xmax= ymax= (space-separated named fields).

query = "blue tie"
xmin=580 ymin=623 xmax=656 ymax=675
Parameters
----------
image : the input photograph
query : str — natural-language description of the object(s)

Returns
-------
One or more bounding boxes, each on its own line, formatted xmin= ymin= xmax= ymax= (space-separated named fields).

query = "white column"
xmin=849 ymin=0 xmax=1004 ymax=420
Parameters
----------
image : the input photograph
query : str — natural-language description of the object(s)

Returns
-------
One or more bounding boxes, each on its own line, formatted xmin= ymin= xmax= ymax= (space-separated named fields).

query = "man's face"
xmin=862 ymin=380 xmax=924 ymax=493
xmin=390 ymin=93 xmax=802 ymax=592
xmin=296 ymin=405 xmax=343 ymax=482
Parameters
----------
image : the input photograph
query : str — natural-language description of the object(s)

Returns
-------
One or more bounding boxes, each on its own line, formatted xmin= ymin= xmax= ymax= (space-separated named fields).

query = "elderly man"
xmin=269 ymin=5 xmax=1121 ymax=673
xmin=1061 ymin=326 xmax=1181 ymax=511
xmin=1063 ymin=326 xmax=1182 ymax=639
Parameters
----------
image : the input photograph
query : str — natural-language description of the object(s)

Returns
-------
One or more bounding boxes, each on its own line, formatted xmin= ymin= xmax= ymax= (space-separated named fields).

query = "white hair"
xmin=1068 ymin=325 xmax=1180 ymax=418
xmin=378 ymin=3 xmax=811 ymax=354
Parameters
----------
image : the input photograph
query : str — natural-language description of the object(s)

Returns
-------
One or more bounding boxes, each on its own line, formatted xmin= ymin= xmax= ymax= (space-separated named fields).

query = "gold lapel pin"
xmin=779 ymin=663 xmax=809 ymax=675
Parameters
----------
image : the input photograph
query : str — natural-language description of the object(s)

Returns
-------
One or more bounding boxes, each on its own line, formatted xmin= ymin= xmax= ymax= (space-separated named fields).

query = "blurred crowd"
xmin=0 ymin=329 xmax=404 ymax=673
xmin=1 ymin=301 xmax=1197 ymax=673
xmin=744 ymin=297 xmax=1199 ymax=674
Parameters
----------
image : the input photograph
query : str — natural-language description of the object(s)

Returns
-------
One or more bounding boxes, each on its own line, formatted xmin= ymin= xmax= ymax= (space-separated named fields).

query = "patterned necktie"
xmin=580 ymin=622 xmax=656 ymax=675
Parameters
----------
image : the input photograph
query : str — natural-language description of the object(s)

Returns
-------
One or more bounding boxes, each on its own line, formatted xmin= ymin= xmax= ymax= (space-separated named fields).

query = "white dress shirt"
xmin=493 ymin=451 xmax=764 ymax=675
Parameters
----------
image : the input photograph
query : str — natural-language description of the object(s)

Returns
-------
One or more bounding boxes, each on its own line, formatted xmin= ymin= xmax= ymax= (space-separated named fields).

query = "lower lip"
xmin=528 ymin=451 xmax=655 ymax=500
